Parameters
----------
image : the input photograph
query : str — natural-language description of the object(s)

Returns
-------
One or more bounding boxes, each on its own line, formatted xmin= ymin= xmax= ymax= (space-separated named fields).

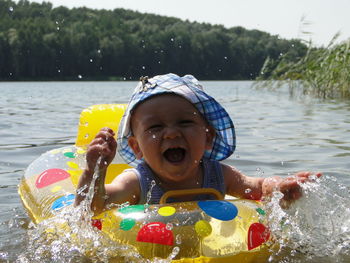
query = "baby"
xmin=75 ymin=73 xmax=321 ymax=213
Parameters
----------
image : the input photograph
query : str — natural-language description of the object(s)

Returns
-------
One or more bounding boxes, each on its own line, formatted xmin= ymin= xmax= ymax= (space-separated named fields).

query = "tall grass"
xmin=257 ymin=34 xmax=350 ymax=99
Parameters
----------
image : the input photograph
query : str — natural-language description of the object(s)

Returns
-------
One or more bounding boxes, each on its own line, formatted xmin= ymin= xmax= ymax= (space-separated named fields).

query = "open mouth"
xmin=163 ymin=148 xmax=186 ymax=163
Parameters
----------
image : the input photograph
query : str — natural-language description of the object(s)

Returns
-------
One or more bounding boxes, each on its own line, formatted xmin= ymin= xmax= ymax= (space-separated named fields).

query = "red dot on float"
xmin=35 ymin=168 xmax=70 ymax=188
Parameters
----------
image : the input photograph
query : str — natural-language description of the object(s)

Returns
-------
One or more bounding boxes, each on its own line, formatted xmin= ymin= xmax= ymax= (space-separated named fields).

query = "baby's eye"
xmin=179 ymin=120 xmax=194 ymax=125
xmin=146 ymin=124 xmax=162 ymax=131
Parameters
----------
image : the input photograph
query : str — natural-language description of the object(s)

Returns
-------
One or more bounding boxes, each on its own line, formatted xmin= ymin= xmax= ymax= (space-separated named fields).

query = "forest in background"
xmin=0 ymin=0 xmax=308 ymax=81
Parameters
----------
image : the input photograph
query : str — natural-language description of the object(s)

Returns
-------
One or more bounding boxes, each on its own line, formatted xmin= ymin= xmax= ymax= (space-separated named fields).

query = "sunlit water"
xmin=0 ymin=81 xmax=349 ymax=262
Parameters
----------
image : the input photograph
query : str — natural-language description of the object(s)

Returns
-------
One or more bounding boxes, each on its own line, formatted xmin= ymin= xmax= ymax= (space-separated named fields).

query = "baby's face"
xmin=128 ymin=94 xmax=215 ymax=183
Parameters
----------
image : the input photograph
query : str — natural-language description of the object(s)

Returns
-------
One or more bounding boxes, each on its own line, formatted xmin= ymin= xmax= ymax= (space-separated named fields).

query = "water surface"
xmin=0 ymin=81 xmax=349 ymax=262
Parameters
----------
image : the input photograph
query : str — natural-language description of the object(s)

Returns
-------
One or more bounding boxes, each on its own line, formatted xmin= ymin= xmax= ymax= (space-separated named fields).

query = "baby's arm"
xmin=74 ymin=128 xmax=140 ymax=214
xmin=222 ymin=164 xmax=265 ymax=200
xmin=223 ymin=163 xmax=322 ymax=202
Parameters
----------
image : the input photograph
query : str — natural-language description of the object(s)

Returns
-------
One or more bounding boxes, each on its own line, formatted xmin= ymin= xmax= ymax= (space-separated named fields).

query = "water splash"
xmin=266 ymin=175 xmax=350 ymax=262
xmin=146 ymin=180 xmax=156 ymax=205
xmin=16 ymin=160 xmax=177 ymax=262
xmin=18 ymin=158 xmax=145 ymax=262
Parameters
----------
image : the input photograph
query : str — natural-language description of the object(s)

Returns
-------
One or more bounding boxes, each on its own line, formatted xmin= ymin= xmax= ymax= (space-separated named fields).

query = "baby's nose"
xmin=163 ymin=126 xmax=181 ymax=139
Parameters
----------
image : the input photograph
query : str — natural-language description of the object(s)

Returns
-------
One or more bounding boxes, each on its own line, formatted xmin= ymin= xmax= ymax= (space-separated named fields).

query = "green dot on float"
xmin=120 ymin=218 xmax=136 ymax=231
xmin=119 ymin=204 xmax=145 ymax=214
xmin=256 ymin=208 xmax=266 ymax=215
xmin=64 ymin=152 xmax=76 ymax=158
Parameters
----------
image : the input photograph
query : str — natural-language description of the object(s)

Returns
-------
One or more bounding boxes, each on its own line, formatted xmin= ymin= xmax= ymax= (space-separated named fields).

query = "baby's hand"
xmin=263 ymin=172 xmax=322 ymax=204
xmin=86 ymin=127 xmax=117 ymax=173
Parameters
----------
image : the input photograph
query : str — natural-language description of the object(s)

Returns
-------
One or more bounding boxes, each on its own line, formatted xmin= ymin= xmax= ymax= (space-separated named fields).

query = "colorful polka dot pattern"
xmin=35 ymin=148 xmax=270 ymax=250
xmin=116 ymin=200 xmax=268 ymax=250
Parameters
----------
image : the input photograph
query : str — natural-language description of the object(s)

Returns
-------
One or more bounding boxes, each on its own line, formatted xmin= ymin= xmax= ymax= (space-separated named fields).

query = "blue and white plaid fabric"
xmin=117 ymin=73 xmax=236 ymax=166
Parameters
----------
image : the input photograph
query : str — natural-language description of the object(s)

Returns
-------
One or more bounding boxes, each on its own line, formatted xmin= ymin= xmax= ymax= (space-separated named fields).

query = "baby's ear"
xmin=128 ymin=136 xmax=143 ymax=159
xmin=205 ymin=126 xmax=216 ymax=151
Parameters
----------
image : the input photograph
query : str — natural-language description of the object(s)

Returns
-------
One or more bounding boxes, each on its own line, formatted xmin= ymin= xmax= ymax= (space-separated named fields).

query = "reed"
xmin=257 ymin=34 xmax=350 ymax=99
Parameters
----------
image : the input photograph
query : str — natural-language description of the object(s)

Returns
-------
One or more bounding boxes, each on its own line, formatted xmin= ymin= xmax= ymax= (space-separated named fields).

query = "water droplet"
xmin=78 ymin=74 xmax=82 ymax=79
xmin=9 ymin=6 xmax=14 ymax=12
xmin=205 ymin=128 xmax=209 ymax=132
xmin=152 ymin=134 xmax=156 ymax=139
xmin=168 ymin=246 xmax=180 ymax=260
xmin=142 ymin=66 xmax=145 ymax=70
xmin=245 ymin=188 xmax=252 ymax=194
xmin=146 ymin=180 xmax=156 ymax=205
xmin=175 ymin=234 xmax=182 ymax=244
xmin=57 ymin=69 xmax=61 ymax=73
xmin=170 ymin=38 xmax=174 ymax=42
xmin=55 ymin=21 xmax=59 ymax=25
xmin=84 ymin=133 xmax=89 ymax=139
xmin=166 ymin=222 xmax=173 ymax=230
xmin=97 ymin=49 xmax=101 ymax=53
xmin=56 ymin=27 xmax=60 ymax=31
xmin=89 ymin=58 xmax=93 ymax=63
xmin=224 ymin=56 xmax=228 ymax=60
xmin=281 ymin=161 xmax=284 ymax=166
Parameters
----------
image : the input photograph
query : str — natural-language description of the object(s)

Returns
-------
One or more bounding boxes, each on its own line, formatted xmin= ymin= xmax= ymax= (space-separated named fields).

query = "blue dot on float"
xmin=198 ymin=200 xmax=238 ymax=221
xmin=51 ymin=194 xmax=75 ymax=210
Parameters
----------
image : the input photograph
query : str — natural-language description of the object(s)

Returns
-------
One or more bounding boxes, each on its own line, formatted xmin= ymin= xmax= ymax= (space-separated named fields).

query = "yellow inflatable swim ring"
xmin=19 ymin=104 xmax=273 ymax=262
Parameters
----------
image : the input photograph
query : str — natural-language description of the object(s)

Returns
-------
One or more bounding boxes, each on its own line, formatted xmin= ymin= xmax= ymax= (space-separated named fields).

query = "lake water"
xmin=0 ymin=81 xmax=349 ymax=262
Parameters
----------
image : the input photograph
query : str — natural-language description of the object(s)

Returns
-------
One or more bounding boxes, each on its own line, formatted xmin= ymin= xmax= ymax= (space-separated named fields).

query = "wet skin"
xmin=128 ymin=94 xmax=215 ymax=190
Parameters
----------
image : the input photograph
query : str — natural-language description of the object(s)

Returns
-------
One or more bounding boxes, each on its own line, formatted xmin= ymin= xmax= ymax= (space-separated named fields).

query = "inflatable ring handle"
xmin=159 ymin=188 xmax=224 ymax=204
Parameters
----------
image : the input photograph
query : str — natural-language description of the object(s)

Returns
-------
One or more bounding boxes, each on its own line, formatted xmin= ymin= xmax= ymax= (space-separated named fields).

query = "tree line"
xmin=0 ymin=0 xmax=308 ymax=81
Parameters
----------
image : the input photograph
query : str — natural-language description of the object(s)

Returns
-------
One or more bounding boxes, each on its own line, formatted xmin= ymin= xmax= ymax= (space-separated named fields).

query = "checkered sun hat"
xmin=117 ymin=73 xmax=236 ymax=166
